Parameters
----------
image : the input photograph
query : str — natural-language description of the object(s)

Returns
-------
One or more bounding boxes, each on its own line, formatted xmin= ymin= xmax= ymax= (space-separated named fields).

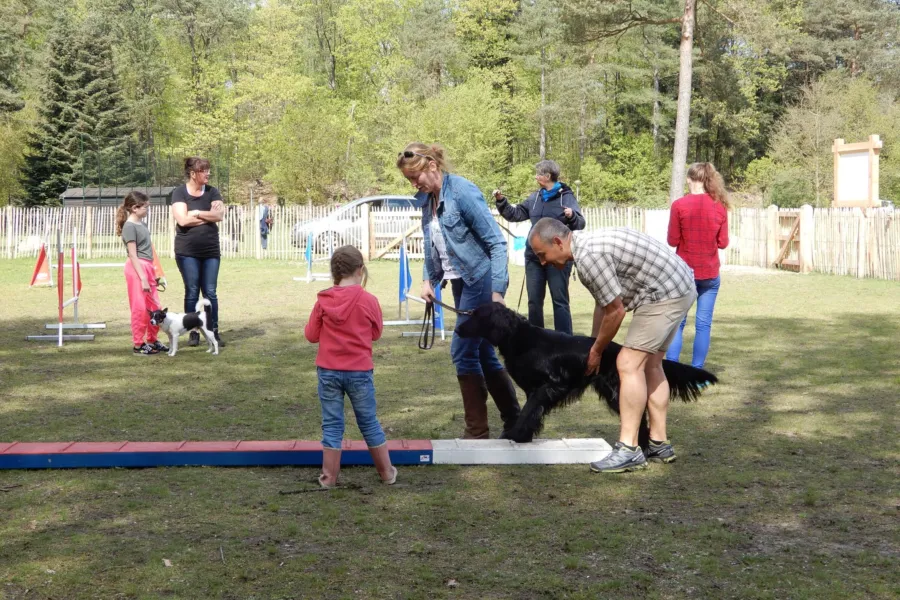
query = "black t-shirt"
xmin=172 ymin=184 xmax=222 ymax=258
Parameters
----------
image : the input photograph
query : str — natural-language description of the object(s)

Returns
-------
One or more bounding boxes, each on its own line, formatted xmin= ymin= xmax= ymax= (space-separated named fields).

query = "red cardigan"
xmin=667 ymin=193 xmax=729 ymax=280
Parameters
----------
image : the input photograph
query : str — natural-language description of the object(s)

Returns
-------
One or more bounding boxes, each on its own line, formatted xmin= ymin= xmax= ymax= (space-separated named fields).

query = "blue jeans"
xmin=665 ymin=276 xmax=721 ymax=368
xmin=175 ymin=255 xmax=220 ymax=331
xmin=525 ymin=258 xmax=573 ymax=334
xmin=450 ymin=273 xmax=504 ymax=376
xmin=317 ymin=368 xmax=386 ymax=449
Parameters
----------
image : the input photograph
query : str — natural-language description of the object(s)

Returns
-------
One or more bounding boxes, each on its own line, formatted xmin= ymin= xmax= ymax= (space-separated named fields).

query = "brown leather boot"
xmin=457 ymin=374 xmax=489 ymax=439
xmin=484 ymin=369 xmax=521 ymax=435
xmin=368 ymin=443 xmax=398 ymax=484
xmin=319 ymin=448 xmax=342 ymax=488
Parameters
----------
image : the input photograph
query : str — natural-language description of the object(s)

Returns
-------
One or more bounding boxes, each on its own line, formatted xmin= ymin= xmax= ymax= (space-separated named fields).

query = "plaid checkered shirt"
xmin=571 ymin=228 xmax=694 ymax=311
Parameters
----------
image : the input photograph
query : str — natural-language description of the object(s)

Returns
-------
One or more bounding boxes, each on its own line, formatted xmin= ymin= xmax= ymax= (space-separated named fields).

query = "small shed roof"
xmin=59 ymin=186 xmax=177 ymax=200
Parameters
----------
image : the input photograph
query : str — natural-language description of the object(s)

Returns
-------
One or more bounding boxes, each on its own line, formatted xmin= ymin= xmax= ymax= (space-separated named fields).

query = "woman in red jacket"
xmin=665 ymin=162 xmax=730 ymax=368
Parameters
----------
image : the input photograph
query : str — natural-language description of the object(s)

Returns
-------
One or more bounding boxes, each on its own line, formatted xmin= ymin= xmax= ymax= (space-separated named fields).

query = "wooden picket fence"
xmin=1 ymin=204 xmax=898 ymax=280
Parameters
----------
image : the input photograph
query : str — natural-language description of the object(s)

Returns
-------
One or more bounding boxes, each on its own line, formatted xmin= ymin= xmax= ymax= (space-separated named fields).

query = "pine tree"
xmin=0 ymin=13 xmax=25 ymax=114
xmin=71 ymin=19 xmax=134 ymax=187
xmin=20 ymin=25 xmax=74 ymax=206
xmin=21 ymin=19 xmax=135 ymax=206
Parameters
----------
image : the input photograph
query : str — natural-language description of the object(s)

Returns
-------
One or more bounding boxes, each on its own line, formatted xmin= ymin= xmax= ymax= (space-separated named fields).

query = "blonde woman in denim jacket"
xmin=397 ymin=142 xmax=521 ymax=439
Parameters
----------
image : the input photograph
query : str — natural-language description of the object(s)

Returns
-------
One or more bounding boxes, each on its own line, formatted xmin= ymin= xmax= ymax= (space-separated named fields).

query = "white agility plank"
xmin=431 ymin=438 xmax=612 ymax=465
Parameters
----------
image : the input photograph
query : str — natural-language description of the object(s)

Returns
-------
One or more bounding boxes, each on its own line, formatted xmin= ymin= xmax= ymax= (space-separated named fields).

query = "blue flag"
xmin=305 ymin=231 xmax=313 ymax=266
xmin=433 ymin=282 xmax=445 ymax=331
xmin=399 ymin=240 xmax=412 ymax=304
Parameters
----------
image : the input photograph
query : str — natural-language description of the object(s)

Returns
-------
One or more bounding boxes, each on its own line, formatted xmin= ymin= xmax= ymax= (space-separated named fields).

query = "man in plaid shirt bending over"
xmin=528 ymin=218 xmax=697 ymax=473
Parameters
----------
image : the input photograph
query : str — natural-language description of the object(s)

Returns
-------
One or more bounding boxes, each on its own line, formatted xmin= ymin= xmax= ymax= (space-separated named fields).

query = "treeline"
xmin=1 ymin=0 xmax=898 ymax=207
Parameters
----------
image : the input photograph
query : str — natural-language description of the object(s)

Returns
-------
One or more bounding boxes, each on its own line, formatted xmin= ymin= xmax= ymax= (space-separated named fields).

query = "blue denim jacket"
xmin=417 ymin=173 xmax=509 ymax=295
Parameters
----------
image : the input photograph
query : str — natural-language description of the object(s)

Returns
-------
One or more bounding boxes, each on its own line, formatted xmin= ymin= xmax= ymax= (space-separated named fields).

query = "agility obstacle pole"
xmin=26 ymin=229 xmax=106 ymax=346
xmin=0 ymin=438 xmax=612 ymax=469
xmin=382 ymin=236 xmax=446 ymax=340
xmin=293 ymin=231 xmax=332 ymax=283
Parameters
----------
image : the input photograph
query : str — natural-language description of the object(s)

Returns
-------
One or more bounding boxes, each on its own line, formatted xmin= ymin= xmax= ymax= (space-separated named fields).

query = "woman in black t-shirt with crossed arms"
xmin=171 ymin=157 xmax=226 ymax=347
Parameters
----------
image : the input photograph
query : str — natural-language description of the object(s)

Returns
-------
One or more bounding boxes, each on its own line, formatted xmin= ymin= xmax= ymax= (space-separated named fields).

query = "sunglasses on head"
xmin=399 ymin=150 xmax=431 ymax=160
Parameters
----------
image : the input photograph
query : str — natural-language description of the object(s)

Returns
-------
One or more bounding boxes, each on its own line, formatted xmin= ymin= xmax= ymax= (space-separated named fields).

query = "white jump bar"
xmin=26 ymin=335 xmax=95 ymax=342
xmin=431 ymin=438 xmax=612 ymax=465
xmin=52 ymin=263 xmax=124 ymax=268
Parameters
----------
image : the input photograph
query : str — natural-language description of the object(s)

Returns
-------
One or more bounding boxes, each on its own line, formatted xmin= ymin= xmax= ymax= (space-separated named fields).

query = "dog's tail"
xmin=663 ymin=360 xmax=718 ymax=402
xmin=195 ymin=297 xmax=212 ymax=314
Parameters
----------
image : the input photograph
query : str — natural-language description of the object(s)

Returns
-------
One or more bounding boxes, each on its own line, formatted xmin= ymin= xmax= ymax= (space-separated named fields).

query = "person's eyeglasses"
xmin=398 ymin=150 xmax=430 ymax=160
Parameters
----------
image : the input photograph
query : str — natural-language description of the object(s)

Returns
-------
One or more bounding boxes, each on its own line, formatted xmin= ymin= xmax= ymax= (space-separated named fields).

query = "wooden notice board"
xmin=832 ymin=135 xmax=882 ymax=208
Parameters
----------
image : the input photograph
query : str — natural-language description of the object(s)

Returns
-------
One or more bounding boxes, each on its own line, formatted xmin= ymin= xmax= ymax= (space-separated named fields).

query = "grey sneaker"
xmin=188 ymin=331 xmax=200 ymax=347
xmin=646 ymin=440 xmax=677 ymax=463
xmin=590 ymin=442 xmax=648 ymax=473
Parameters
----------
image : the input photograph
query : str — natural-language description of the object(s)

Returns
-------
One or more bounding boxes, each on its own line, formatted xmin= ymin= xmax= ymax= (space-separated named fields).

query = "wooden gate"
xmin=773 ymin=210 xmax=800 ymax=271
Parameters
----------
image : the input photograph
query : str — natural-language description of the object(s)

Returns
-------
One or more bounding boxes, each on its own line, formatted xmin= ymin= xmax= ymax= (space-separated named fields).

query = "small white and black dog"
xmin=148 ymin=298 xmax=218 ymax=357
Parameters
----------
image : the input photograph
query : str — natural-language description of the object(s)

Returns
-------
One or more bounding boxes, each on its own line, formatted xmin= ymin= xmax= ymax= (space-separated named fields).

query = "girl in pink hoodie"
xmin=304 ymin=246 xmax=396 ymax=488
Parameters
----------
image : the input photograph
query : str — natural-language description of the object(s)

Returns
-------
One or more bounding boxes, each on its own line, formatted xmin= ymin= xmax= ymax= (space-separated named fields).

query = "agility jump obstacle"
xmin=384 ymin=236 xmax=428 ymax=328
xmin=293 ymin=231 xmax=332 ymax=283
xmin=0 ymin=438 xmax=612 ymax=469
xmin=383 ymin=237 xmax=450 ymax=341
xmin=26 ymin=229 xmax=106 ymax=346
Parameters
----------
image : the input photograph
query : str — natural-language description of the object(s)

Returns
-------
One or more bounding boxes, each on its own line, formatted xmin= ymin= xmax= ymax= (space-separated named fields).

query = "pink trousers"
xmin=125 ymin=258 xmax=161 ymax=346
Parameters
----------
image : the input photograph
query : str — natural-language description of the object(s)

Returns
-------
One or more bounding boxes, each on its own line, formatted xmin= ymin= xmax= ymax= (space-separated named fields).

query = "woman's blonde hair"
xmin=395 ymin=142 xmax=451 ymax=173
xmin=330 ymin=245 xmax=369 ymax=287
xmin=687 ymin=162 xmax=730 ymax=209
xmin=115 ymin=191 xmax=150 ymax=236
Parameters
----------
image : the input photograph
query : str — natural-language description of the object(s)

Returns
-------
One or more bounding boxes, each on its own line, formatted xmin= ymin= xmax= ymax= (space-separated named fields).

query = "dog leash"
xmin=405 ymin=291 xmax=474 ymax=317
xmin=418 ymin=301 xmax=436 ymax=350
xmin=406 ymin=292 xmax=473 ymax=350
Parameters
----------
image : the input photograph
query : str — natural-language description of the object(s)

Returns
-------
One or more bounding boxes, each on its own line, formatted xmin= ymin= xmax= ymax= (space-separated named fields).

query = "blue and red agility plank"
xmin=0 ymin=440 xmax=434 ymax=470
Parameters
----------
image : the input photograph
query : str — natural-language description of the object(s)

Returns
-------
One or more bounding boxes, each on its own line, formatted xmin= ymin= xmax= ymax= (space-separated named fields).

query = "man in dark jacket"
xmin=493 ymin=160 xmax=586 ymax=334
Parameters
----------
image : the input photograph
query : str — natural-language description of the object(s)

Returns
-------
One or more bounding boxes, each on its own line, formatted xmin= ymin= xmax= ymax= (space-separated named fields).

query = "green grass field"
xmin=1 ymin=258 xmax=898 ymax=599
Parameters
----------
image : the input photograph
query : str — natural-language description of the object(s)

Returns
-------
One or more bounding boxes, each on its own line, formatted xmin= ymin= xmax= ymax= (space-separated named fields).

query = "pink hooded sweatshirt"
xmin=304 ymin=285 xmax=383 ymax=371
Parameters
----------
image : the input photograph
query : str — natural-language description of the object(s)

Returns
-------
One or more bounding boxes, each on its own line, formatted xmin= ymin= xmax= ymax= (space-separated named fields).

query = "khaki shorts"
xmin=624 ymin=291 xmax=697 ymax=354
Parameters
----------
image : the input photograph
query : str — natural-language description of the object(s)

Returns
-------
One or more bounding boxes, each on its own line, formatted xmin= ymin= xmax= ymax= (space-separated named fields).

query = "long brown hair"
xmin=330 ymin=245 xmax=368 ymax=287
xmin=115 ymin=191 xmax=150 ymax=236
xmin=687 ymin=162 xmax=729 ymax=209
xmin=395 ymin=142 xmax=451 ymax=174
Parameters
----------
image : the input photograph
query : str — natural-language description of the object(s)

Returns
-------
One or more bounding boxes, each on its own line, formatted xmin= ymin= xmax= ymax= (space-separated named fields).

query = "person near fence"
xmin=396 ymin=142 xmax=521 ymax=439
xmin=116 ymin=191 xmax=167 ymax=355
xmin=259 ymin=199 xmax=273 ymax=250
xmin=171 ymin=157 xmax=226 ymax=348
xmin=304 ymin=245 xmax=397 ymax=488
xmin=528 ymin=218 xmax=696 ymax=473
xmin=493 ymin=160 xmax=585 ymax=334
xmin=665 ymin=162 xmax=730 ymax=369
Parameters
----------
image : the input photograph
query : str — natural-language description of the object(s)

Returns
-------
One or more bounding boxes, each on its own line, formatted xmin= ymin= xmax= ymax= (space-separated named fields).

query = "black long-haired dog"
xmin=455 ymin=302 xmax=717 ymax=446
